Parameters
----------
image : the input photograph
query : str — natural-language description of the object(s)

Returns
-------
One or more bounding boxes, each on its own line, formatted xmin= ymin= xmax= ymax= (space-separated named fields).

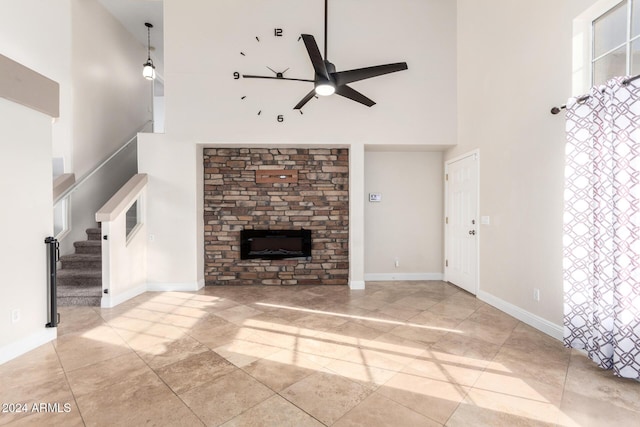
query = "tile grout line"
xmin=51 ymin=340 xmax=89 ymax=427
xmin=95 ymin=304 xmax=208 ymax=426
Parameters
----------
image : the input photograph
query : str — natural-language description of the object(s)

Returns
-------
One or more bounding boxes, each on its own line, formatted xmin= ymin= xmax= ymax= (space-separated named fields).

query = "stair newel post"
xmin=44 ymin=236 xmax=59 ymax=328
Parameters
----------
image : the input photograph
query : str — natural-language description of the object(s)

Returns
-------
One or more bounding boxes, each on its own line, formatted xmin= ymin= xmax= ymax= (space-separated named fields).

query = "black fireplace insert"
xmin=240 ymin=229 xmax=312 ymax=260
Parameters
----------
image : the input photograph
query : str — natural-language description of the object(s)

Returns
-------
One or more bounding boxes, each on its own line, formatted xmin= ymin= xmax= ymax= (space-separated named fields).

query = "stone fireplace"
xmin=203 ymin=148 xmax=349 ymax=285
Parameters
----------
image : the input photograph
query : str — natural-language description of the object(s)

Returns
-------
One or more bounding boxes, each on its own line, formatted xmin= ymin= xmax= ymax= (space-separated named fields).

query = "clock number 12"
xmin=274 ymin=28 xmax=283 ymax=37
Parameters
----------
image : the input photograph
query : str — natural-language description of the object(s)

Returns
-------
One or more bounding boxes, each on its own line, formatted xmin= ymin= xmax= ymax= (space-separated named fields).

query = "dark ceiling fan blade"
xmin=294 ymin=89 xmax=317 ymax=110
xmin=334 ymin=62 xmax=408 ymax=86
xmin=301 ymin=34 xmax=329 ymax=80
xmin=335 ymin=85 xmax=376 ymax=107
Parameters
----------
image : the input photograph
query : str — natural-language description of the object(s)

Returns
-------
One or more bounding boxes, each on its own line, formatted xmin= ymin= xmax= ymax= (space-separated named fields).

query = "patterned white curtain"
xmin=564 ymin=76 xmax=640 ymax=379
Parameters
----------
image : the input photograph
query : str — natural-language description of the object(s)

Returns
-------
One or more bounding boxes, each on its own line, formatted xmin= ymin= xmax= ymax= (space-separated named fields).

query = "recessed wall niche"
xmin=203 ymin=148 xmax=349 ymax=285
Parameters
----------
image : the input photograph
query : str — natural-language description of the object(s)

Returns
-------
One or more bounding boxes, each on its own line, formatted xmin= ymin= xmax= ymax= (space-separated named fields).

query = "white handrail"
xmin=52 ymin=173 xmax=75 ymax=200
xmin=53 ymin=121 xmax=152 ymax=204
xmin=96 ymin=174 xmax=148 ymax=222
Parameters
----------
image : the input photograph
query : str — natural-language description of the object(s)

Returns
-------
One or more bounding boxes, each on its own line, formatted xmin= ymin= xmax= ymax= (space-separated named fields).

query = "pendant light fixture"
xmin=142 ymin=22 xmax=156 ymax=80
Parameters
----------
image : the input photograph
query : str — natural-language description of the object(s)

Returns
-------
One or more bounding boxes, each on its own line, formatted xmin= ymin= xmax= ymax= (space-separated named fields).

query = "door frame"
xmin=444 ymin=149 xmax=480 ymax=294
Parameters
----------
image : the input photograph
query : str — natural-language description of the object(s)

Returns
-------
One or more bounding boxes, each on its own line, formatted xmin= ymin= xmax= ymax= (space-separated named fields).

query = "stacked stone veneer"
xmin=203 ymin=148 xmax=349 ymax=286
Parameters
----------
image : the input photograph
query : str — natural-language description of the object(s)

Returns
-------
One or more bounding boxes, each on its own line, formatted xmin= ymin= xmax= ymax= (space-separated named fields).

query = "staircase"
xmin=57 ymin=227 xmax=102 ymax=306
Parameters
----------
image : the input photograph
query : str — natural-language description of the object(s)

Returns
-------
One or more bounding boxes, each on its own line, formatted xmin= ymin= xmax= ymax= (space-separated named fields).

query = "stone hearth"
xmin=203 ymin=148 xmax=349 ymax=285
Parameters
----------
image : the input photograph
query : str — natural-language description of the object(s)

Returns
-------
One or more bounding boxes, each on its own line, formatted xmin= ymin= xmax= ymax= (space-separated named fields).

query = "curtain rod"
xmin=550 ymin=74 xmax=640 ymax=115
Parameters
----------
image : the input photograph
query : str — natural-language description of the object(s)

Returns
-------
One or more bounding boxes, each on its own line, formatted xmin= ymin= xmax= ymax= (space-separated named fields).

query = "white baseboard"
xmin=477 ymin=290 xmax=563 ymax=341
xmin=101 ymin=284 xmax=147 ymax=308
xmin=102 ymin=282 xmax=204 ymax=308
xmin=349 ymin=280 xmax=365 ymax=290
xmin=0 ymin=327 xmax=57 ymax=365
xmin=146 ymin=282 xmax=203 ymax=292
xmin=364 ymin=272 xmax=444 ymax=281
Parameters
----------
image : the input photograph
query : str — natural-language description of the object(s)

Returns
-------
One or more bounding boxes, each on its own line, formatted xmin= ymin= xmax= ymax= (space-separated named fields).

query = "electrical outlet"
xmin=394 ymin=258 xmax=399 ymax=268
xmin=11 ymin=309 xmax=20 ymax=324
xmin=533 ymin=288 xmax=540 ymax=302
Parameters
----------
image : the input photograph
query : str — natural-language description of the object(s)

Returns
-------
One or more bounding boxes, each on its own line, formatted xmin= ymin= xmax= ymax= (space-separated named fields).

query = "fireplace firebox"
xmin=240 ymin=229 xmax=312 ymax=260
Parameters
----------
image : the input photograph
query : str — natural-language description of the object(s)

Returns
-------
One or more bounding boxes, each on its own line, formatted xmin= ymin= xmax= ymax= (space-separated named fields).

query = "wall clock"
xmin=234 ymin=27 xmax=315 ymax=122
xmin=234 ymin=0 xmax=408 ymax=117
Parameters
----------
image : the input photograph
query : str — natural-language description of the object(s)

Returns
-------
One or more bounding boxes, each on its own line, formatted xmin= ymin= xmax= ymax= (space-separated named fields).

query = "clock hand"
xmin=242 ymin=74 xmax=314 ymax=83
xmin=265 ymin=67 xmax=293 ymax=79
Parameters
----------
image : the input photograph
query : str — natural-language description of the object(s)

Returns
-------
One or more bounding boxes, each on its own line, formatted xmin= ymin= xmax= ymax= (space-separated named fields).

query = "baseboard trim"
xmin=476 ymin=290 xmax=563 ymax=341
xmin=146 ymin=282 xmax=203 ymax=292
xmin=101 ymin=284 xmax=147 ymax=308
xmin=364 ymin=273 xmax=444 ymax=281
xmin=349 ymin=280 xmax=365 ymax=290
xmin=0 ymin=327 xmax=57 ymax=365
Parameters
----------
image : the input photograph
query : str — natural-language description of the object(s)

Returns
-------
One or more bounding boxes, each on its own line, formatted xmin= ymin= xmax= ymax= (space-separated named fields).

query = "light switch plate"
xmin=369 ymin=193 xmax=382 ymax=202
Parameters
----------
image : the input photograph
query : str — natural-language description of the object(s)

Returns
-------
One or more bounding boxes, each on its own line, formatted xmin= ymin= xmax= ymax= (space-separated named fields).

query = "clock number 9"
xmin=233 ymin=72 xmax=240 ymax=80
xmin=277 ymin=115 xmax=284 ymax=122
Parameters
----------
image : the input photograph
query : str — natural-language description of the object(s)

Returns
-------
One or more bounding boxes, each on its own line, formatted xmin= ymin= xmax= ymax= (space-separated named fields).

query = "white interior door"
xmin=445 ymin=152 xmax=478 ymax=294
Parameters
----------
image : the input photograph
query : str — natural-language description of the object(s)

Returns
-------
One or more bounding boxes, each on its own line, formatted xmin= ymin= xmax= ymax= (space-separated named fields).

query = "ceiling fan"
xmin=244 ymin=0 xmax=408 ymax=110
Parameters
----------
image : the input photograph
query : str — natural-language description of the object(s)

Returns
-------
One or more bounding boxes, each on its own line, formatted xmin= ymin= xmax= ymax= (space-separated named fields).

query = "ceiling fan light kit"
xmin=236 ymin=0 xmax=408 ymax=119
xmin=314 ymin=81 xmax=335 ymax=96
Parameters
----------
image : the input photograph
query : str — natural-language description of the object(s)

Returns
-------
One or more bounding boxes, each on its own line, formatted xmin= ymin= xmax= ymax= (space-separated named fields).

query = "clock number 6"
xmin=277 ymin=115 xmax=284 ymax=122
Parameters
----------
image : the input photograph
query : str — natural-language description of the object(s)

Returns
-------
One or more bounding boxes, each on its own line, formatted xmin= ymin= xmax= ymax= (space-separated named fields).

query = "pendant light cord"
xmin=145 ymin=22 xmax=153 ymax=64
xmin=147 ymin=25 xmax=152 ymax=61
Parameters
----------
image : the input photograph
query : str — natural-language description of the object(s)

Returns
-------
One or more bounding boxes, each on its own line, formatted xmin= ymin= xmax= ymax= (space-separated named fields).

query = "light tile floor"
xmin=1 ymin=281 xmax=639 ymax=426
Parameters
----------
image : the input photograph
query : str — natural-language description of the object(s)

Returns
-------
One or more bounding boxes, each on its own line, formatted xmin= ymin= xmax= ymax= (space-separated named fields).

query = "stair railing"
xmin=54 ymin=121 xmax=152 ymax=205
xmin=53 ymin=121 xmax=152 ymax=256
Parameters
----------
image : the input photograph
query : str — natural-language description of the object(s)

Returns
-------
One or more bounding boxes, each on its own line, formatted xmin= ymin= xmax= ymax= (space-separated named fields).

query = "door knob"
xmin=468 ymin=230 xmax=476 ymax=235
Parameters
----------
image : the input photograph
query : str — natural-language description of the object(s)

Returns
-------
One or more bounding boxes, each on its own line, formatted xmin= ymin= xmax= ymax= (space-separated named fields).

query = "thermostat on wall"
xmin=369 ymin=193 xmax=382 ymax=202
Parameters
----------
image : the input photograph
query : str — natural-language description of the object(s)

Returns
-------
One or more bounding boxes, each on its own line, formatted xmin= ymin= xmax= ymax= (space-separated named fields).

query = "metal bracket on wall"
xmin=255 ymin=169 xmax=298 ymax=184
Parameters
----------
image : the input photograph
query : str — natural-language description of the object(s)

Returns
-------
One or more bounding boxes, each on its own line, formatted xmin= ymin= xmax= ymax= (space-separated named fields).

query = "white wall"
xmin=71 ymin=0 xmax=151 ymax=177
xmin=164 ymin=0 xmax=456 ymax=144
xmin=100 ymin=188 xmax=148 ymax=308
xmin=364 ymin=150 xmax=443 ymax=279
xmin=138 ymin=134 xmax=201 ymax=290
xmin=139 ymin=0 xmax=456 ymax=290
xmin=0 ymin=0 xmax=72 ymax=170
xmin=451 ymin=0 xmax=600 ymax=327
xmin=0 ymin=98 xmax=55 ymax=363
xmin=153 ymin=96 xmax=165 ymax=133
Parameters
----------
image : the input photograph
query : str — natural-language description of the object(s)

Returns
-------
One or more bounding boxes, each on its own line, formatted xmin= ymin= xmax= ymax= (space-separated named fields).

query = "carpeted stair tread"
xmin=57 ymin=269 xmax=101 ymax=288
xmin=59 ymin=253 xmax=101 ymax=270
xmin=58 ymin=296 xmax=101 ymax=307
xmin=57 ymin=284 xmax=103 ymax=296
xmin=86 ymin=228 xmax=102 ymax=241
xmin=59 ymin=253 xmax=101 ymax=261
xmin=74 ymin=240 xmax=101 ymax=254
xmin=57 ymin=269 xmax=102 ymax=279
